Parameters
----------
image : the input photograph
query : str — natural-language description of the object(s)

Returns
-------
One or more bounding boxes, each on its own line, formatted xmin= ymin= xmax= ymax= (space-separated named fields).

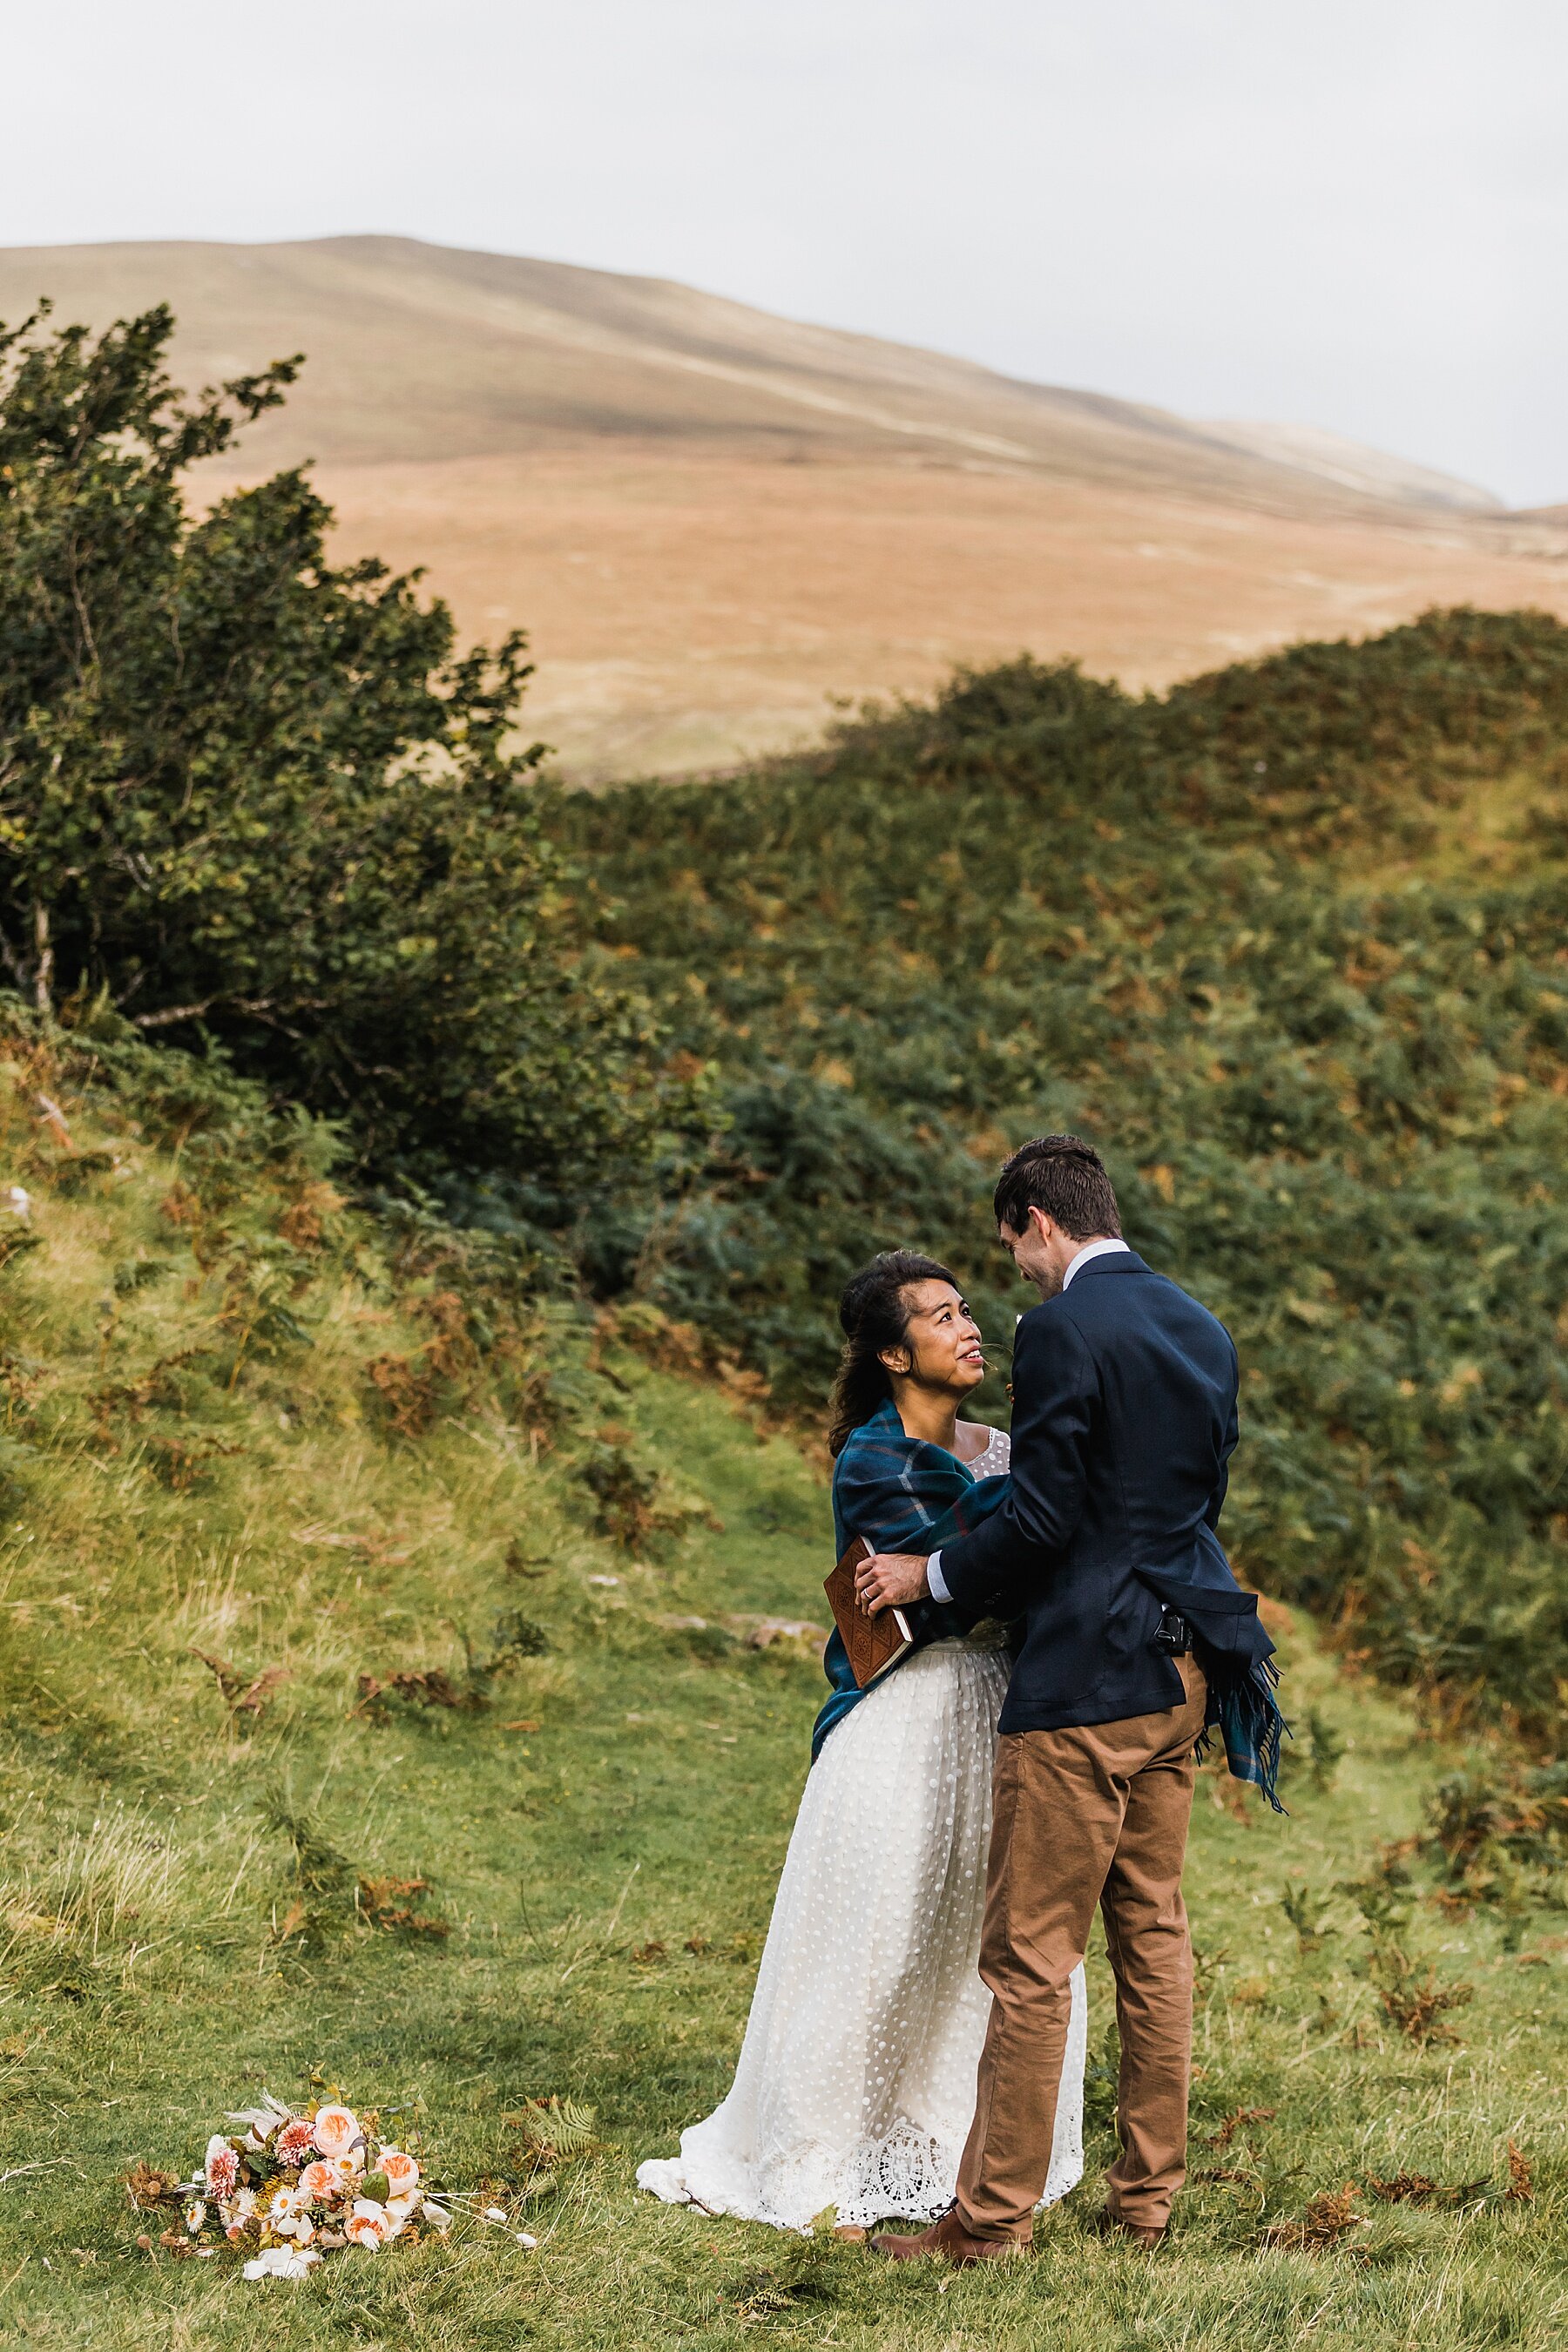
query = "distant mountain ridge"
xmin=0 ymin=233 xmax=1501 ymax=517
xmin=1198 ymin=418 xmax=1498 ymax=515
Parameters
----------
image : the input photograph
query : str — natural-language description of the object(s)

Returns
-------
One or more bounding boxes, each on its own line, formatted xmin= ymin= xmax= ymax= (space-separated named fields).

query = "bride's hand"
xmin=854 ymin=1551 xmax=929 ymax=1614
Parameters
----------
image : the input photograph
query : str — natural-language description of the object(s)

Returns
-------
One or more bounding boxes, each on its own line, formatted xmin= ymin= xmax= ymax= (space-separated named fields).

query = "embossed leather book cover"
xmin=823 ymin=1534 xmax=914 ymax=1689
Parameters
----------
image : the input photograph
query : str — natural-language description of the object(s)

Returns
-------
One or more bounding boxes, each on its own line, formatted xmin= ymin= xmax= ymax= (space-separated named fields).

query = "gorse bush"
xmin=0 ymin=302 xmax=696 ymax=1193
xmin=547 ymin=612 xmax=1568 ymax=1737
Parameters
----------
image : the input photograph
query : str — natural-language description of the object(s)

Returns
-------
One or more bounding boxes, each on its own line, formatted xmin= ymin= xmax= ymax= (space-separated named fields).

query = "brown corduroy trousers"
xmin=954 ymin=1653 xmax=1208 ymax=2240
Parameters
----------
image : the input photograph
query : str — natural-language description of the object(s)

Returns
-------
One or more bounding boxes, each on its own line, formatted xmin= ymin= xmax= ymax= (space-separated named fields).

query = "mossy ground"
xmin=0 ymin=1073 xmax=1565 ymax=2350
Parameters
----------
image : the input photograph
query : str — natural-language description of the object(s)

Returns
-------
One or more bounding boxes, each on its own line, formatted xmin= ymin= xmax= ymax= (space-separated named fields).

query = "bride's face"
xmin=882 ymin=1281 xmax=986 ymax=1396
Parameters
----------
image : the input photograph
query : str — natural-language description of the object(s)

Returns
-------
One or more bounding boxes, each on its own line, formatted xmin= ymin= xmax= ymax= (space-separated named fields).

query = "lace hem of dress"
xmin=636 ymin=2116 xmax=1083 ymax=2234
xmin=836 ymin=2119 xmax=968 ymax=2227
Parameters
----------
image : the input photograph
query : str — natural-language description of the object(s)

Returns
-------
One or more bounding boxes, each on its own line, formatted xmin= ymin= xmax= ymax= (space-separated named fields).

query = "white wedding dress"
xmin=638 ymin=1427 xmax=1087 ymax=2232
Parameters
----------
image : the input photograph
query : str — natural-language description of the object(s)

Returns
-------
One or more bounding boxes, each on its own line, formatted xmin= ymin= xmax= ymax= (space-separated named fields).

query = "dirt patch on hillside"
xmin=235 ymin=442 xmax=1568 ymax=781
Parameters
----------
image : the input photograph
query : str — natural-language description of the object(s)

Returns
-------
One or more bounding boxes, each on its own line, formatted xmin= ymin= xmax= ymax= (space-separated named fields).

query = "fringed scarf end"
xmin=1201 ymin=1656 xmax=1290 ymax=1815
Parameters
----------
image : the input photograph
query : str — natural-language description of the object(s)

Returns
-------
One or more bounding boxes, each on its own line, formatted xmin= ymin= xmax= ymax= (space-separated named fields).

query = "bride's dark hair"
xmin=828 ymin=1250 xmax=962 ymax=1457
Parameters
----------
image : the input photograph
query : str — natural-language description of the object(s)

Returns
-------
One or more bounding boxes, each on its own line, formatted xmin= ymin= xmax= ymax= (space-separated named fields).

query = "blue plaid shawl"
xmin=815 ymin=1398 xmax=1286 ymax=1808
xmin=815 ymin=1400 xmax=1010 ymax=1760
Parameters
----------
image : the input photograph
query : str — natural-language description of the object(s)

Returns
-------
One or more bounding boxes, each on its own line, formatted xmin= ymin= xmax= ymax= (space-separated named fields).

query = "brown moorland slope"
xmin=3 ymin=233 xmax=1565 ymax=775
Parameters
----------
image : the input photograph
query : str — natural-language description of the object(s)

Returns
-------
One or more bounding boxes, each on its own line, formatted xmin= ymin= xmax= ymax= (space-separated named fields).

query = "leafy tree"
xmin=0 ymin=302 xmax=686 ymax=1186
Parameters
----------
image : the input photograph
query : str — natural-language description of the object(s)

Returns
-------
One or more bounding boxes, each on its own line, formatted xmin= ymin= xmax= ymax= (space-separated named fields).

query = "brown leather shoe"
xmin=1088 ymin=2204 xmax=1166 ymax=2249
xmin=869 ymin=2208 xmax=1026 ymax=2266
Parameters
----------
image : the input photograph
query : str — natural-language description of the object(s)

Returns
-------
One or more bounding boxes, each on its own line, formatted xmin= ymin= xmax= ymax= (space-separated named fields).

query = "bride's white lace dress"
xmin=637 ymin=1427 xmax=1087 ymax=2231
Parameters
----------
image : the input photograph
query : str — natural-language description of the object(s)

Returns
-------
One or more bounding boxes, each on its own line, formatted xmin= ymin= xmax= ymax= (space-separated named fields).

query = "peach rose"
xmin=380 ymin=2148 xmax=420 ymax=2199
xmin=311 ymin=2105 xmax=361 ymax=2160
xmin=298 ymin=2160 xmax=339 ymax=2204
xmin=344 ymin=2211 xmax=386 ymax=2249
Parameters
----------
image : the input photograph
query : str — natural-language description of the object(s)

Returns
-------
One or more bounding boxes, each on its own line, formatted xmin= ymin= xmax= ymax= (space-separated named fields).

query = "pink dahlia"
xmin=275 ymin=2119 xmax=315 ymax=2167
xmin=204 ymin=2136 xmax=240 ymax=2199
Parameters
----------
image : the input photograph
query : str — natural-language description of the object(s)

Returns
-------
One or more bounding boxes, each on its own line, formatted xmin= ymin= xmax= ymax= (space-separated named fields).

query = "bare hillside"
xmin=0 ymin=233 xmax=1506 ymax=514
xmin=3 ymin=235 xmax=1564 ymax=776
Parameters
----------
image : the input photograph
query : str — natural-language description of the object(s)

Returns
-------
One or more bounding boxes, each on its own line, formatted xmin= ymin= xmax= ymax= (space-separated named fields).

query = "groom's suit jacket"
xmin=936 ymin=1249 xmax=1245 ymax=1736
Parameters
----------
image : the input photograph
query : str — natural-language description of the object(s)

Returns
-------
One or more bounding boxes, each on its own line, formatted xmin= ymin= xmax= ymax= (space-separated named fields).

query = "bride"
xmin=638 ymin=1249 xmax=1086 ymax=2233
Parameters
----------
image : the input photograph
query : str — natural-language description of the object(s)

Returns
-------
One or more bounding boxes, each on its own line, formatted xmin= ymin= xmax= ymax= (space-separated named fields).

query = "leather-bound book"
xmin=823 ymin=1533 xmax=915 ymax=1690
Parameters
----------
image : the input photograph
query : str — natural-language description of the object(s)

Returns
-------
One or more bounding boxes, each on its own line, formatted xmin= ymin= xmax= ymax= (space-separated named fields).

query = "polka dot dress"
xmin=638 ymin=1429 xmax=1088 ymax=2231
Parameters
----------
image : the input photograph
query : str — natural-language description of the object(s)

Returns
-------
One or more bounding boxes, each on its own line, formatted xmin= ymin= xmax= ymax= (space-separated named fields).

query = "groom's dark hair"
xmin=994 ymin=1134 xmax=1122 ymax=1240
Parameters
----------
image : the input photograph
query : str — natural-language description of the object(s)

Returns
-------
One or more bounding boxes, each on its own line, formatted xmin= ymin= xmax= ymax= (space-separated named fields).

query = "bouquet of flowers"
xmin=179 ymin=2093 xmax=452 ymax=2281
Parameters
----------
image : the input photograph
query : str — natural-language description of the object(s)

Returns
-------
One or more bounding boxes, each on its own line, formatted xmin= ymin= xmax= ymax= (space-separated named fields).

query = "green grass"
xmin=2 ymin=1049 xmax=1567 ymax=2349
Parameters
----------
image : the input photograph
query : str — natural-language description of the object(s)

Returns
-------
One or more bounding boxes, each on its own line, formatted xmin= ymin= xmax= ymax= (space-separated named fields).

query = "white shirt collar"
xmin=1061 ymin=1237 xmax=1132 ymax=1290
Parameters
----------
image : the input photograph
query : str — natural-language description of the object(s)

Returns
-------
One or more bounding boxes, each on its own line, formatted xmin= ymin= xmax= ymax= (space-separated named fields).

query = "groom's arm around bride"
xmin=861 ymin=1134 xmax=1280 ymax=2263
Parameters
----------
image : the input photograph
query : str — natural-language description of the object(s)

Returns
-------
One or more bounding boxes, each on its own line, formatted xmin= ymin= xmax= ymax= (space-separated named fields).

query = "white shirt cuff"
xmin=925 ymin=1550 xmax=951 ymax=1605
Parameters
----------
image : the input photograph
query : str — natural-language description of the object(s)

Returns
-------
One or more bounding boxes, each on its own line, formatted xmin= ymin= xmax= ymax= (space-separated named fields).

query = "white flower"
xmin=516 ymin=2231 xmax=539 ymax=2249
xmin=266 ymin=2186 xmax=303 ymax=2234
xmin=242 ymin=2245 xmax=321 ymax=2281
xmin=185 ymin=2200 xmax=206 ymax=2234
xmin=421 ymin=2200 xmax=453 ymax=2233
xmin=379 ymin=2200 xmax=410 ymax=2240
xmin=483 ymin=2205 xmax=508 ymax=2222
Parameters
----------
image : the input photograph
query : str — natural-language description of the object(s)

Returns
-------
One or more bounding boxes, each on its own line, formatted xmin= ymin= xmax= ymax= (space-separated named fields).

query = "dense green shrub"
xmin=0 ymin=303 xmax=692 ymax=1192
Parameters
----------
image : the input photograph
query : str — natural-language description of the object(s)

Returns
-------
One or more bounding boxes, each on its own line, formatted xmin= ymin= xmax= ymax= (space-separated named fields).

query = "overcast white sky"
xmin=8 ymin=0 xmax=1565 ymax=503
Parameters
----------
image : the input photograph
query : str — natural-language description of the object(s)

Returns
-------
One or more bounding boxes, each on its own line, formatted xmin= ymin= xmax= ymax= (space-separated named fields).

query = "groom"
xmin=855 ymin=1133 xmax=1273 ymax=2262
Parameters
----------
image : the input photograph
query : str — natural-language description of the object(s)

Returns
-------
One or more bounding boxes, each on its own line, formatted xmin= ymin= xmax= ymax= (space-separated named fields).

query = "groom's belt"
xmin=1152 ymin=1608 xmax=1193 ymax=1655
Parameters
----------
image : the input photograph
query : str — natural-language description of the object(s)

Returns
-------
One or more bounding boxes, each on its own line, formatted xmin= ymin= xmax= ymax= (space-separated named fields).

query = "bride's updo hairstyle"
xmin=828 ymin=1249 xmax=961 ymax=1456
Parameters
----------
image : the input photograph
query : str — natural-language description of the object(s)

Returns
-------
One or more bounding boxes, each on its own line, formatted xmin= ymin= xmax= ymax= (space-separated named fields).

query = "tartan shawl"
xmin=814 ymin=1399 xmax=1009 ymax=1760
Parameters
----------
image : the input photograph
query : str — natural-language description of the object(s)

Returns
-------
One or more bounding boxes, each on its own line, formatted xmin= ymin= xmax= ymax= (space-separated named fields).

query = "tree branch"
xmin=132 ymin=1000 xmax=215 ymax=1030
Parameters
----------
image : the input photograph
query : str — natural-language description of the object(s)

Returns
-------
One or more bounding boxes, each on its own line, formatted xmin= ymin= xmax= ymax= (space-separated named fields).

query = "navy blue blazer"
xmin=937 ymin=1250 xmax=1247 ymax=1735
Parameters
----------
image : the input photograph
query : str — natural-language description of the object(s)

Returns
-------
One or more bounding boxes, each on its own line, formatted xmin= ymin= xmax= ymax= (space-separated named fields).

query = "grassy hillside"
xmin=2 ymin=991 xmax=1568 ymax=2351
xmin=547 ymin=608 xmax=1568 ymax=1736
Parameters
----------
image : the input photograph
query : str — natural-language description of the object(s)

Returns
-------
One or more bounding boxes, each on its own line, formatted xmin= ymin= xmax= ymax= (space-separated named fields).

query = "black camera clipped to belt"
xmin=1153 ymin=1608 xmax=1193 ymax=1655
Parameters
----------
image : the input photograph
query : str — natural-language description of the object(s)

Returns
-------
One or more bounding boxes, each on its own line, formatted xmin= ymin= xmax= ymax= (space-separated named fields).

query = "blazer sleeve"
xmin=1204 ymin=1342 xmax=1240 ymax=1531
xmin=935 ymin=1307 xmax=1098 ymax=1619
